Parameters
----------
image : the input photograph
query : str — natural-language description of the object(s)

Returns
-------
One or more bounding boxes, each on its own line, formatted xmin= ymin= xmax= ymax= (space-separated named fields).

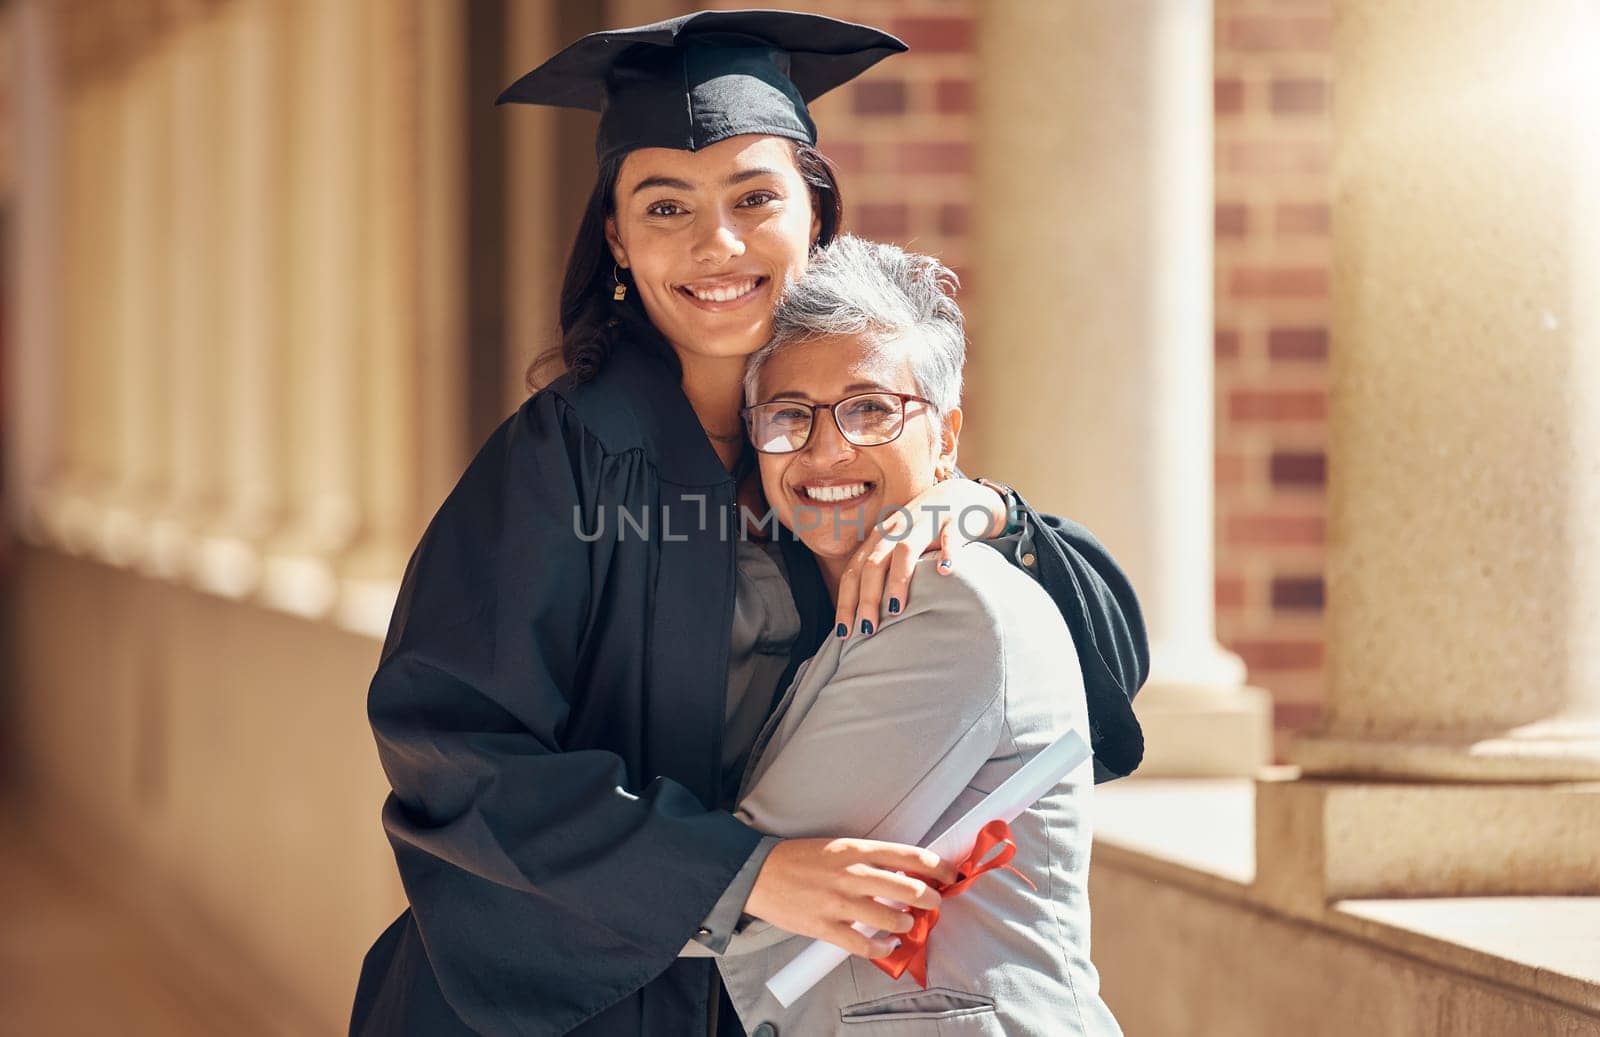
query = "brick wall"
xmin=1213 ymin=0 xmax=1332 ymax=755
xmin=701 ymin=0 xmax=978 ymax=298
xmin=702 ymin=0 xmax=1333 ymax=756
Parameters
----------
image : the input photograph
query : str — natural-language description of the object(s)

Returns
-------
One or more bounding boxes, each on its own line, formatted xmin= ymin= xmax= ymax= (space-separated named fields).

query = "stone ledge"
xmin=1092 ymin=777 xmax=1257 ymax=884
xmin=1254 ymin=774 xmax=1600 ymax=907
xmin=1091 ymin=777 xmax=1600 ymax=1019
xmin=1333 ymin=898 xmax=1600 ymax=1017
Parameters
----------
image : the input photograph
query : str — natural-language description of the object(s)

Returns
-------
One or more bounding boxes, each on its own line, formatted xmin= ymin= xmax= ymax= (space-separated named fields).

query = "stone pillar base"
xmin=1132 ymin=682 xmax=1274 ymax=777
xmin=1252 ymin=771 xmax=1600 ymax=916
xmin=192 ymin=534 xmax=263 ymax=600
xmin=34 ymin=485 xmax=114 ymax=558
xmin=337 ymin=541 xmax=411 ymax=640
xmin=1290 ymin=727 xmax=1600 ymax=784
xmin=260 ymin=551 xmax=339 ymax=620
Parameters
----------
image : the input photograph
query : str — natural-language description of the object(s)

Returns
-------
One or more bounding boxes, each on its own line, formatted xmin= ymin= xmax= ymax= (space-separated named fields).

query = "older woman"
xmin=711 ymin=236 xmax=1122 ymax=1036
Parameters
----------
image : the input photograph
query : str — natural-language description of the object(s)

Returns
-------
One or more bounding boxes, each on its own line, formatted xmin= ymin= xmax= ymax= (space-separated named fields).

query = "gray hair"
xmin=744 ymin=235 xmax=966 ymax=422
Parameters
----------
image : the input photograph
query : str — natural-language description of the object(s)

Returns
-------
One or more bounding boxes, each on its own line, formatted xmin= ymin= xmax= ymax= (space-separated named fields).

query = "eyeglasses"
xmin=741 ymin=391 xmax=934 ymax=455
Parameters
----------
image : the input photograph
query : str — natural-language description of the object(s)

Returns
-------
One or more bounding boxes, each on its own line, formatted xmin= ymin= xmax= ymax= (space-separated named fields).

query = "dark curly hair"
xmin=526 ymin=141 xmax=845 ymax=391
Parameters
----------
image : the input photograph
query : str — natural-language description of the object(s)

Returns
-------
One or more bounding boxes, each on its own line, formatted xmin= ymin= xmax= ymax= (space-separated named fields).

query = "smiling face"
xmin=605 ymin=135 xmax=821 ymax=369
xmin=752 ymin=332 xmax=962 ymax=566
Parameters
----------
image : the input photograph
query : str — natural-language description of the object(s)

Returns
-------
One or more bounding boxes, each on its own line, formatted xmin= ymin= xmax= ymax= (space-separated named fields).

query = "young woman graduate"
xmin=349 ymin=12 xmax=1148 ymax=1037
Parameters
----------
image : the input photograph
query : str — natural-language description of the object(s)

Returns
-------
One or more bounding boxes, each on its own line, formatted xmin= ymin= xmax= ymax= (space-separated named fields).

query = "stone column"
xmin=502 ymin=0 xmax=561 ymax=413
xmin=259 ymin=0 xmax=364 ymax=619
xmin=1255 ymin=0 xmax=1600 ymax=906
xmin=39 ymin=39 xmax=122 ymax=556
xmin=7 ymin=0 xmax=64 ymax=542
xmin=193 ymin=0 xmax=287 ymax=600
xmin=145 ymin=9 xmax=225 ymax=580
xmin=971 ymin=0 xmax=1270 ymax=776
xmin=335 ymin=0 xmax=423 ymax=638
xmin=415 ymin=0 xmax=468 ymax=512
xmin=97 ymin=34 xmax=170 ymax=570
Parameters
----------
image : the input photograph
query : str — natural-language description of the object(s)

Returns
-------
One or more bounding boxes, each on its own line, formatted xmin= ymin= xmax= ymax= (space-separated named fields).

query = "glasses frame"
xmin=741 ymin=391 xmax=935 ymax=455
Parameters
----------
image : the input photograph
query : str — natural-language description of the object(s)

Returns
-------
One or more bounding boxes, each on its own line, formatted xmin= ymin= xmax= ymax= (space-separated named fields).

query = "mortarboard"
xmin=496 ymin=10 xmax=906 ymax=163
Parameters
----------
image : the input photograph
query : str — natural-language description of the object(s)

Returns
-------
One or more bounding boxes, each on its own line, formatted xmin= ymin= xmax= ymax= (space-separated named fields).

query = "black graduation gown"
xmin=349 ymin=344 xmax=1148 ymax=1037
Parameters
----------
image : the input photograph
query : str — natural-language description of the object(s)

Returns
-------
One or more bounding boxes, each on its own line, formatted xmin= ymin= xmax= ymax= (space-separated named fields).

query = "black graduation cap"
xmin=496 ymin=10 xmax=906 ymax=163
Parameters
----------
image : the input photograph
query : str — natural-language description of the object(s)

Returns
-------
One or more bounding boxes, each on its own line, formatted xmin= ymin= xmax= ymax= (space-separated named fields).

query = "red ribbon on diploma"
xmin=868 ymin=818 xmax=1037 ymax=988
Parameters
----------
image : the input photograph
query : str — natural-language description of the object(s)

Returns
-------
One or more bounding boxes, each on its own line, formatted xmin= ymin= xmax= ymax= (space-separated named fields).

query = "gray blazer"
xmin=710 ymin=544 xmax=1122 ymax=1036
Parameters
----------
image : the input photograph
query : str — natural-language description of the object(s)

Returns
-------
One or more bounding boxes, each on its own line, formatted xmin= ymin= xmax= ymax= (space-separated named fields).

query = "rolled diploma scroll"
xmin=764 ymin=728 xmax=1093 ymax=1007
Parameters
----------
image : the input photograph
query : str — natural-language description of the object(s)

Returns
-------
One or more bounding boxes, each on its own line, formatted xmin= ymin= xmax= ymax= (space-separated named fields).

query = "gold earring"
xmin=612 ymin=264 xmax=628 ymax=302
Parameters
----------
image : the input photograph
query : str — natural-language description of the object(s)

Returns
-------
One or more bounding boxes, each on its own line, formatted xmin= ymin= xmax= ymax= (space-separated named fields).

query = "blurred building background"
xmin=1 ymin=0 xmax=1597 ymax=1034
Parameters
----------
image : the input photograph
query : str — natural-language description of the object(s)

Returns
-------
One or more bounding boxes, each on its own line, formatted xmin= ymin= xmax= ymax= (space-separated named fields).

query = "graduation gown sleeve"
xmin=361 ymin=389 xmax=762 ymax=1036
